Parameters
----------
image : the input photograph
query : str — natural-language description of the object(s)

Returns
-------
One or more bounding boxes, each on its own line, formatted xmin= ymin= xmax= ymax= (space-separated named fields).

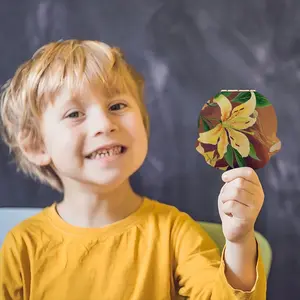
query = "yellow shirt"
xmin=0 ymin=197 xmax=266 ymax=300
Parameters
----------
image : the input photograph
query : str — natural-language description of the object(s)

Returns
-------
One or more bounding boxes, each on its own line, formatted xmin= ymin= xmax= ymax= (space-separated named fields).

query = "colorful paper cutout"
xmin=196 ymin=90 xmax=281 ymax=170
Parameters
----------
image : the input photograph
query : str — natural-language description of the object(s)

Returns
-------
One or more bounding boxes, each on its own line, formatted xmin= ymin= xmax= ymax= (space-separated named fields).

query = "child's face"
xmin=39 ymin=83 xmax=148 ymax=191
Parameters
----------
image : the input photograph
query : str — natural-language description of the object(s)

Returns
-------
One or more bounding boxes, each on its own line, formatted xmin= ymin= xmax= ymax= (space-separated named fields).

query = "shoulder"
xmin=143 ymin=197 xmax=199 ymax=228
xmin=145 ymin=197 xmax=193 ymax=216
xmin=144 ymin=197 xmax=214 ymax=239
xmin=1 ymin=204 xmax=54 ymax=250
xmin=144 ymin=197 xmax=181 ymax=216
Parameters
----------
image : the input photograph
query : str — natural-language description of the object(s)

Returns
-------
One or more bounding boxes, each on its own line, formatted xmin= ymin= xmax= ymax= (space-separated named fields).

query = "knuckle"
xmin=227 ymin=201 xmax=235 ymax=210
xmin=248 ymin=168 xmax=255 ymax=177
xmin=237 ymin=178 xmax=244 ymax=188
xmin=218 ymin=193 xmax=225 ymax=203
xmin=232 ymin=189 xmax=239 ymax=199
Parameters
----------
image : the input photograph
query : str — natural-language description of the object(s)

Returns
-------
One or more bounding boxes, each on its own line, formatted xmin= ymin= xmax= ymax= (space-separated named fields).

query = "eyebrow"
xmin=54 ymin=95 xmax=82 ymax=113
xmin=56 ymin=92 xmax=134 ymax=110
xmin=110 ymin=93 xmax=135 ymax=102
xmin=57 ymin=97 xmax=78 ymax=107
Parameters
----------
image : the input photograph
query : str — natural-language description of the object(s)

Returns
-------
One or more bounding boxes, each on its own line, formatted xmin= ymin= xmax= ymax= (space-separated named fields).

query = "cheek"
xmin=124 ymin=114 xmax=148 ymax=153
xmin=135 ymin=124 xmax=148 ymax=161
xmin=44 ymin=126 xmax=84 ymax=159
xmin=129 ymin=115 xmax=147 ymax=142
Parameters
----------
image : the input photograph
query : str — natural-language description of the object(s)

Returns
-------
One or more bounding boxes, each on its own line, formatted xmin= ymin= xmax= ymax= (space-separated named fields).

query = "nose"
xmin=87 ymin=108 xmax=118 ymax=136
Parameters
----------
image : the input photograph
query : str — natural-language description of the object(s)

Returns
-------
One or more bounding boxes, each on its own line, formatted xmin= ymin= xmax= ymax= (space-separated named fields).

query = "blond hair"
xmin=0 ymin=39 xmax=149 ymax=192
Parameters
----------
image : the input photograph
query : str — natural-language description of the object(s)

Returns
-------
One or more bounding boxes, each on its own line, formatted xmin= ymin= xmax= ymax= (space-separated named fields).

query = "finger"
xmin=220 ymin=180 xmax=264 ymax=209
xmin=222 ymin=177 xmax=264 ymax=198
xmin=222 ymin=167 xmax=261 ymax=188
xmin=220 ymin=200 xmax=250 ymax=219
xmin=219 ymin=187 xmax=255 ymax=207
xmin=220 ymin=182 xmax=228 ymax=195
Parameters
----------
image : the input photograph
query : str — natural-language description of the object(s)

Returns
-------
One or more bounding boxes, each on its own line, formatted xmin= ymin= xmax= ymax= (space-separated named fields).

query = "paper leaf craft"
xmin=196 ymin=90 xmax=281 ymax=170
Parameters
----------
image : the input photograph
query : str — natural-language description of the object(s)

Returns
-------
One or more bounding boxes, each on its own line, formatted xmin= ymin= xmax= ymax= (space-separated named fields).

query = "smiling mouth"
xmin=86 ymin=146 xmax=127 ymax=160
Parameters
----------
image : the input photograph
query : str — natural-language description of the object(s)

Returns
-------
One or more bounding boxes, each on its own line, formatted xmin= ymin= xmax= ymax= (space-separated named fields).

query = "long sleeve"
xmin=0 ymin=232 xmax=24 ymax=300
xmin=0 ymin=199 xmax=267 ymax=300
xmin=172 ymin=212 xmax=267 ymax=300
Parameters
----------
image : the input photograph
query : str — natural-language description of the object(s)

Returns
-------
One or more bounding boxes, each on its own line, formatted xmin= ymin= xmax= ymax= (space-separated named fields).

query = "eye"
xmin=66 ymin=111 xmax=84 ymax=119
xmin=110 ymin=103 xmax=127 ymax=111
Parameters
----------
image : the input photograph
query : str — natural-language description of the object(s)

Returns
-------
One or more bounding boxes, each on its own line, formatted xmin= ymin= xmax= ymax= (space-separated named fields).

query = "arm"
xmin=219 ymin=167 xmax=267 ymax=297
xmin=173 ymin=212 xmax=266 ymax=300
xmin=0 ymin=231 xmax=24 ymax=300
xmin=224 ymin=233 xmax=258 ymax=291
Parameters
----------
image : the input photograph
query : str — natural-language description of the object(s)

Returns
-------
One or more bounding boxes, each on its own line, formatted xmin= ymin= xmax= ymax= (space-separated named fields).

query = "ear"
xmin=19 ymin=138 xmax=52 ymax=167
xmin=17 ymin=129 xmax=52 ymax=166
xmin=25 ymin=149 xmax=52 ymax=166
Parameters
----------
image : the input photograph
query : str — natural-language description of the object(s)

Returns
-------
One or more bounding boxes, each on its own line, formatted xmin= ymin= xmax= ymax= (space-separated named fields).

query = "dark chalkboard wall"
xmin=1 ymin=0 xmax=299 ymax=298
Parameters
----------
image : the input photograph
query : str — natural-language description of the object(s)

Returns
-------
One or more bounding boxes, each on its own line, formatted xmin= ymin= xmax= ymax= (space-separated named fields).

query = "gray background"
xmin=0 ymin=0 xmax=299 ymax=299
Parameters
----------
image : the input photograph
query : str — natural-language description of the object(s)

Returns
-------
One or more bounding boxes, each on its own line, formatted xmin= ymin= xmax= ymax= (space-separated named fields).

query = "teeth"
xmin=89 ymin=146 xmax=122 ymax=159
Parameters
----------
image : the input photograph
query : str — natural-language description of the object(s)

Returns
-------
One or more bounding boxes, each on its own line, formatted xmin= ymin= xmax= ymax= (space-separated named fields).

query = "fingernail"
xmin=222 ymin=173 xmax=228 ymax=180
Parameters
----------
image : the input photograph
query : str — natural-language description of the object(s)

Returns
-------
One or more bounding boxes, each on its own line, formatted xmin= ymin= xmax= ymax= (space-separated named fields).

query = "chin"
xmin=89 ymin=171 xmax=132 ymax=190
xmin=81 ymin=150 xmax=147 ymax=189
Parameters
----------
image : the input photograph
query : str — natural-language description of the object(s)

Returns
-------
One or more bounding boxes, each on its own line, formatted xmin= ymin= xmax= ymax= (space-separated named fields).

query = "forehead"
xmin=34 ymin=44 xmax=141 ymax=113
xmin=51 ymin=81 xmax=136 ymax=108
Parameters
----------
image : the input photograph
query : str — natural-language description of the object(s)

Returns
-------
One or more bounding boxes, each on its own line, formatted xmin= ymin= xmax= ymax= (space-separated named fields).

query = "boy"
xmin=0 ymin=40 xmax=266 ymax=299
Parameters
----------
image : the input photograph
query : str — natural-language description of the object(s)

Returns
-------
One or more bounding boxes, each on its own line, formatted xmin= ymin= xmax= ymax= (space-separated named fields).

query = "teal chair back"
xmin=199 ymin=221 xmax=272 ymax=277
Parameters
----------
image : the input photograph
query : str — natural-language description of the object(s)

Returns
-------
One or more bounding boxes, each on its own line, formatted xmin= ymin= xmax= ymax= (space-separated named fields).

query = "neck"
xmin=56 ymin=180 xmax=142 ymax=228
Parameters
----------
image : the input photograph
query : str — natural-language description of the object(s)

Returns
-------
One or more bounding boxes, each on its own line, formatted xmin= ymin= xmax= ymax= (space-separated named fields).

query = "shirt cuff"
xmin=218 ymin=238 xmax=267 ymax=299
